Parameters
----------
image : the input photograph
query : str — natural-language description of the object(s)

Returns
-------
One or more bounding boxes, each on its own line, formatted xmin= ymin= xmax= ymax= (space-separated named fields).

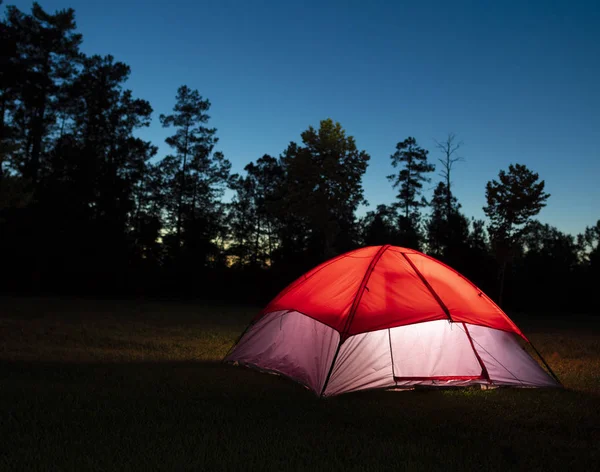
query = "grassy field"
xmin=0 ymin=296 xmax=598 ymax=471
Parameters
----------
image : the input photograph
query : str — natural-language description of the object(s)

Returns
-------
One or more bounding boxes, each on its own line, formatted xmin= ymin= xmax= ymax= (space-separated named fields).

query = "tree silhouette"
xmin=578 ymin=220 xmax=600 ymax=267
xmin=159 ymin=85 xmax=219 ymax=248
xmin=426 ymin=181 xmax=469 ymax=262
xmin=4 ymin=2 xmax=82 ymax=185
xmin=0 ymin=1 xmax=597 ymax=312
xmin=387 ymin=137 xmax=435 ymax=249
xmin=577 ymin=220 xmax=600 ymax=310
xmin=434 ymin=133 xmax=463 ymax=219
xmin=160 ymin=85 xmax=231 ymax=265
xmin=360 ymin=204 xmax=401 ymax=246
xmin=228 ymin=154 xmax=283 ymax=267
xmin=278 ymin=119 xmax=369 ymax=263
xmin=483 ymin=163 xmax=550 ymax=306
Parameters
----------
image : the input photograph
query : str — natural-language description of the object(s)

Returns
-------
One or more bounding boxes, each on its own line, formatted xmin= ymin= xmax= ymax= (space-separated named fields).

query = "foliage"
xmin=387 ymin=137 xmax=435 ymax=249
xmin=434 ymin=132 xmax=464 ymax=218
xmin=360 ymin=204 xmax=401 ymax=246
xmin=228 ymin=154 xmax=283 ymax=268
xmin=0 ymin=2 xmax=598 ymax=313
xmin=426 ymin=181 xmax=469 ymax=259
xmin=158 ymin=85 xmax=230 ymax=264
xmin=3 ymin=1 xmax=82 ymax=184
xmin=483 ymin=163 xmax=551 ymax=306
xmin=578 ymin=220 xmax=600 ymax=267
xmin=277 ymin=118 xmax=370 ymax=263
xmin=483 ymin=163 xmax=550 ymax=245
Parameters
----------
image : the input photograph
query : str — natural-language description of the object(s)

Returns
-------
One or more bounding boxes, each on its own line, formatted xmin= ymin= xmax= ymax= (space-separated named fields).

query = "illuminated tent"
xmin=225 ymin=245 xmax=560 ymax=396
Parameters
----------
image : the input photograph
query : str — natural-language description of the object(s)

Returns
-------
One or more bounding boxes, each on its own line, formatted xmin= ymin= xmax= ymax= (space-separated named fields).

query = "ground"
xmin=0 ymin=296 xmax=598 ymax=471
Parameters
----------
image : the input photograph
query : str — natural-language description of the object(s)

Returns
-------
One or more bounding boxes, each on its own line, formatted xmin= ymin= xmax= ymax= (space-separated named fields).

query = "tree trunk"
xmin=190 ymin=175 xmax=197 ymax=221
xmin=254 ymin=213 xmax=261 ymax=267
xmin=29 ymin=58 xmax=51 ymax=185
xmin=176 ymin=127 xmax=189 ymax=247
xmin=266 ymin=222 xmax=273 ymax=266
xmin=0 ymin=96 xmax=6 ymax=184
xmin=497 ymin=258 xmax=507 ymax=308
xmin=405 ymin=157 xmax=411 ymax=219
xmin=446 ymin=170 xmax=452 ymax=220
xmin=495 ymin=240 xmax=514 ymax=308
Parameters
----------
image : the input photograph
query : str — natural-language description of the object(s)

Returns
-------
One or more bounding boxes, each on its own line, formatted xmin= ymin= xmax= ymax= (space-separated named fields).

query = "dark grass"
xmin=1 ymin=297 xmax=599 ymax=471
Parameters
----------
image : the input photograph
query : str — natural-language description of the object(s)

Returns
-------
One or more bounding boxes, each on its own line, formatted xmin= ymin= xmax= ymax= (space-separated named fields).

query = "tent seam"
xmin=319 ymin=244 xmax=390 ymax=397
xmin=455 ymin=324 xmax=526 ymax=385
xmin=415 ymin=252 xmax=526 ymax=340
xmin=388 ymin=328 xmax=396 ymax=386
xmin=401 ymin=252 xmax=453 ymax=322
xmin=462 ymin=322 xmax=492 ymax=384
xmin=342 ymin=245 xmax=391 ymax=336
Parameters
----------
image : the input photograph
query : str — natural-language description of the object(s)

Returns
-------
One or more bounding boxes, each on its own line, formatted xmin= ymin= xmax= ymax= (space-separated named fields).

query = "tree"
xmin=228 ymin=154 xmax=283 ymax=267
xmin=360 ymin=204 xmax=400 ymax=246
xmin=130 ymin=160 xmax=164 ymax=265
xmin=426 ymin=181 xmax=469 ymax=260
xmin=434 ymin=133 xmax=464 ymax=219
xmin=36 ymin=54 xmax=156 ymax=290
xmin=278 ymin=119 xmax=369 ymax=263
xmin=387 ymin=137 xmax=435 ymax=249
xmin=159 ymin=85 xmax=230 ymax=265
xmin=228 ymin=171 xmax=258 ymax=266
xmin=159 ymin=85 xmax=216 ymax=244
xmin=517 ymin=221 xmax=579 ymax=311
xmin=483 ymin=163 xmax=550 ymax=306
xmin=0 ymin=1 xmax=21 ymax=183
xmin=577 ymin=220 xmax=600 ymax=268
xmin=576 ymin=220 xmax=600 ymax=311
xmin=468 ymin=218 xmax=489 ymax=254
xmin=4 ymin=2 xmax=82 ymax=185
xmin=160 ymin=87 xmax=215 ymax=239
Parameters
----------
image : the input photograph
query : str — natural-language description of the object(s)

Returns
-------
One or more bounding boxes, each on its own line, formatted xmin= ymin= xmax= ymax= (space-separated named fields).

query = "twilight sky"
xmin=8 ymin=0 xmax=600 ymax=235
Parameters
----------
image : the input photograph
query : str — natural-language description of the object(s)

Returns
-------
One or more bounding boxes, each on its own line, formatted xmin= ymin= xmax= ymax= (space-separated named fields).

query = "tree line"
xmin=1 ymin=2 xmax=598 ymax=313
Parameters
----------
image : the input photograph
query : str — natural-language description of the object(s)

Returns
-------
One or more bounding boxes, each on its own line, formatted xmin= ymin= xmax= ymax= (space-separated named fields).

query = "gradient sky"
xmin=8 ymin=0 xmax=600 ymax=235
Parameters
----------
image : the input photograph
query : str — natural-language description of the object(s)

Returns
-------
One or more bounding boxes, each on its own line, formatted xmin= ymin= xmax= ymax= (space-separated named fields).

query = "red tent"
xmin=225 ymin=245 xmax=560 ymax=396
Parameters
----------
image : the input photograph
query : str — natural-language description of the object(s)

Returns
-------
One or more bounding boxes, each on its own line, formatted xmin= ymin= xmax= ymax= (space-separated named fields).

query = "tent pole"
xmin=528 ymin=340 xmax=563 ymax=386
xmin=462 ymin=323 xmax=491 ymax=384
xmin=401 ymin=253 xmax=453 ymax=322
xmin=320 ymin=245 xmax=390 ymax=397
xmin=320 ymin=339 xmax=342 ymax=397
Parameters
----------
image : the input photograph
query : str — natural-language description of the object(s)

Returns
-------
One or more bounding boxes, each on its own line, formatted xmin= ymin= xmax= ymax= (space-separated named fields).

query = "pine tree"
xmin=4 ymin=2 xmax=82 ymax=184
xmin=159 ymin=85 xmax=230 ymax=264
xmin=483 ymin=163 xmax=550 ymax=306
xmin=387 ymin=137 xmax=435 ymax=249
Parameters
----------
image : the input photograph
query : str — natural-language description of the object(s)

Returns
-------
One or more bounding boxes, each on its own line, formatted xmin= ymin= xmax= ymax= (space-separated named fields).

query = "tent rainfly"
xmin=224 ymin=245 xmax=561 ymax=396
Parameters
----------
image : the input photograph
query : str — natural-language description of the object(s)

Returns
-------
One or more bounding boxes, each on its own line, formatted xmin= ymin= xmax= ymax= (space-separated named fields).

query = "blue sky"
xmin=8 ymin=0 xmax=600 ymax=235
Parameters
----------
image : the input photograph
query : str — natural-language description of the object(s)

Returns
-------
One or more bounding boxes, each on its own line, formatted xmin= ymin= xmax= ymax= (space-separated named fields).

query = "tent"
xmin=224 ymin=245 xmax=561 ymax=396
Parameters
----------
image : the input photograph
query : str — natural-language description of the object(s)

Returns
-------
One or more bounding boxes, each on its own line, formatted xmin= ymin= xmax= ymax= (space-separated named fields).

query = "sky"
xmin=7 ymin=0 xmax=600 ymax=236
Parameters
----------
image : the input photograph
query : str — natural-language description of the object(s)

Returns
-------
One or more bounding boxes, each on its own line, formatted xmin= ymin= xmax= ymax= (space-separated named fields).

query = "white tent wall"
xmin=224 ymin=310 xmax=339 ymax=393
xmin=467 ymin=324 xmax=559 ymax=387
xmin=324 ymin=329 xmax=396 ymax=396
xmin=227 ymin=312 xmax=558 ymax=397
xmin=323 ymin=320 xmax=482 ymax=396
xmin=389 ymin=320 xmax=481 ymax=378
xmin=323 ymin=320 xmax=558 ymax=396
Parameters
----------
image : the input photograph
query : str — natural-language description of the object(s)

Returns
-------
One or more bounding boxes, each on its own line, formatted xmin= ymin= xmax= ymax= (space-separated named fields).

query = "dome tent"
xmin=224 ymin=245 xmax=561 ymax=396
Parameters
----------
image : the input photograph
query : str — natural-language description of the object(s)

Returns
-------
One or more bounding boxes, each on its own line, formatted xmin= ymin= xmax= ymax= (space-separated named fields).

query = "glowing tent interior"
xmin=224 ymin=245 xmax=561 ymax=396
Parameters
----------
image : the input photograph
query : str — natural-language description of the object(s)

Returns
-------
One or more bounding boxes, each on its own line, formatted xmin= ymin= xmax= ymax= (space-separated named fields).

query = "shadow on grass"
xmin=1 ymin=358 xmax=599 ymax=471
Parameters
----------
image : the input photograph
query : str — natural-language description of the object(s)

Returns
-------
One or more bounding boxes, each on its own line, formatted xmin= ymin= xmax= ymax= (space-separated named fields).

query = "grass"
xmin=0 ymin=296 xmax=598 ymax=471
